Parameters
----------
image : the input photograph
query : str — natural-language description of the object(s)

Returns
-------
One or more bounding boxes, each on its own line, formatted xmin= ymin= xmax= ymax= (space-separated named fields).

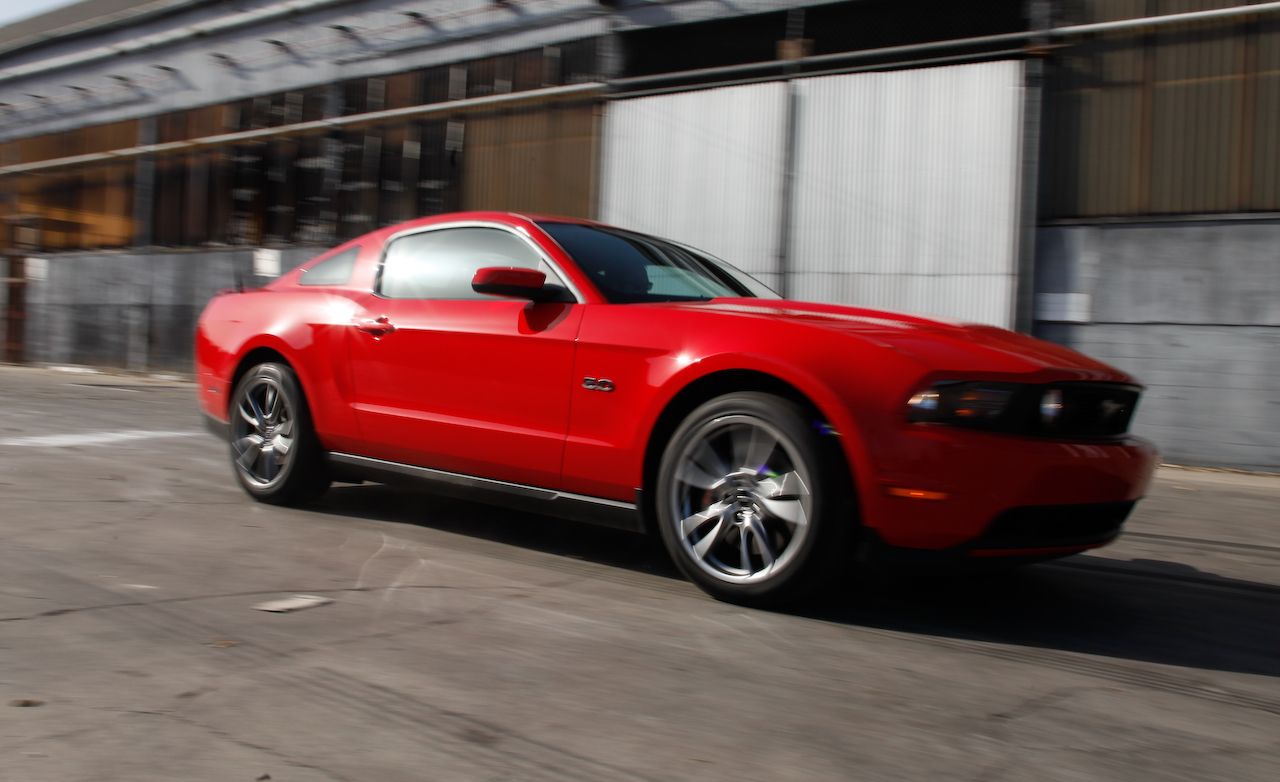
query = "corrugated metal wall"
xmin=0 ymin=119 xmax=138 ymax=249
xmin=1042 ymin=1 xmax=1280 ymax=217
xmin=599 ymin=83 xmax=790 ymax=291
xmin=789 ymin=62 xmax=1025 ymax=326
xmin=601 ymin=62 xmax=1025 ymax=326
xmin=463 ymin=103 xmax=598 ymax=219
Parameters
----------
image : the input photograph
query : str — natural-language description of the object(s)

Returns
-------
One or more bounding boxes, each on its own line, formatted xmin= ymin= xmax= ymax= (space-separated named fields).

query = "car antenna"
xmin=234 ymin=268 xmax=245 ymax=293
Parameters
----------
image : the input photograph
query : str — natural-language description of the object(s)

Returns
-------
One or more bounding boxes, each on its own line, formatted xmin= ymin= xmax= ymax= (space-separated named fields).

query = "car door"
xmin=347 ymin=223 xmax=583 ymax=489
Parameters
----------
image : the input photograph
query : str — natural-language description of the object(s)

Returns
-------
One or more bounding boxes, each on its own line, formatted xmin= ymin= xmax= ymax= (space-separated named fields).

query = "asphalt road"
xmin=2 ymin=365 xmax=1277 ymax=782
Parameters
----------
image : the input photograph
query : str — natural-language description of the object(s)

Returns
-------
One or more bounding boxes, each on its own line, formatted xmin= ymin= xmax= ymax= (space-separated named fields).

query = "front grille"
xmin=1010 ymin=382 xmax=1140 ymax=440
xmin=971 ymin=501 xmax=1136 ymax=550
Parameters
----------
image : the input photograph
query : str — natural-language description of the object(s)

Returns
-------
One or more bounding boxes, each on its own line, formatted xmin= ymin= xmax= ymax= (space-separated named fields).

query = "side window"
xmin=298 ymin=247 xmax=358 ymax=286
xmin=379 ymin=227 xmax=554 ymax=300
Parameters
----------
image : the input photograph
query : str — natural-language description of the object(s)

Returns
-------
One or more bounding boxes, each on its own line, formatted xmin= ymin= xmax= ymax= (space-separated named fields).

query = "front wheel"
xmin=228 ymin=362 xmax=329 ymax=505
xmin=655 ymin=392 xmax=853 ymax=606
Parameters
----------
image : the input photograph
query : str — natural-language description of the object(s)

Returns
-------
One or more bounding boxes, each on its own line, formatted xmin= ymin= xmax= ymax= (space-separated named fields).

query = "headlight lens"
xmin=906 ymin=382 xmax=1018 ymax=426
xmin=906 ymin=381 xmax=1140 ymax=437
xmin=1039 ymin=388 xmax=1064 ymax=425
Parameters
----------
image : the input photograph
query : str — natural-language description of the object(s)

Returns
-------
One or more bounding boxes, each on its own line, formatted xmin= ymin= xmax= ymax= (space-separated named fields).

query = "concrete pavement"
xmin=1 ymin=365 xmax=1277 ymax=781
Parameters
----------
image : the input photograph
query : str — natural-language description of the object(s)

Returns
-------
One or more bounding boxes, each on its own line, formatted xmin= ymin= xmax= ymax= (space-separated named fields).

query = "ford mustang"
xmin=196 ymin=211 xmax=1158 ymax=605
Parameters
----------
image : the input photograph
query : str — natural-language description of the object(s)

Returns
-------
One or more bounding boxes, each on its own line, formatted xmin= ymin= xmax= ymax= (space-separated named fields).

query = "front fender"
xmin=634 ymin=352 xmax=877 ymax=512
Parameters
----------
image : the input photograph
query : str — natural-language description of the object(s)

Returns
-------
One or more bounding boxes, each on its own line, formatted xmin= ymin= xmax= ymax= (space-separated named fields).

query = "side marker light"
xmin=886 ymin=487 xmax=949 ymax=501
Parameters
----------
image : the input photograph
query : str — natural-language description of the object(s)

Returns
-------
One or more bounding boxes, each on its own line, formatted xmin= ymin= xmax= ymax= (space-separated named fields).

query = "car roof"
xmin=370 ymin=211 xmax=605 ymax=238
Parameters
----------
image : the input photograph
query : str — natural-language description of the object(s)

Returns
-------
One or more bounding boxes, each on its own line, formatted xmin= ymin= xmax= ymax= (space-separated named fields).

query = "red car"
xmin=196 ymin=211 xmax=1157 ymax=605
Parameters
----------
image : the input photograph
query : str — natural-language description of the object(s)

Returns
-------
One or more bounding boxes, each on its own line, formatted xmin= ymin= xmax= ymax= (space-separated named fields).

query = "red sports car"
xmin=196 ymin=211 xmax=1157 ymax=605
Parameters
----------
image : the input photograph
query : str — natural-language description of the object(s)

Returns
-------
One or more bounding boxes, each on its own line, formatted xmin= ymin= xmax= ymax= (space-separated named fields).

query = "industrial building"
xmin=0 ymin=0 xmax=1277 ymax=469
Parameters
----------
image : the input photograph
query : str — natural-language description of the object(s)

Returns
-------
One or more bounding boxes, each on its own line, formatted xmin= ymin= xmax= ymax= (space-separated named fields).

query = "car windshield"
xmin=537 ymin=221 xmax=779 ymax=303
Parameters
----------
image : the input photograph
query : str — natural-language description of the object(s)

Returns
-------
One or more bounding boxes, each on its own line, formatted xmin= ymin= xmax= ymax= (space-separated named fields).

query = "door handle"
xmin=354 ymin=316 xmax=396 ymax=337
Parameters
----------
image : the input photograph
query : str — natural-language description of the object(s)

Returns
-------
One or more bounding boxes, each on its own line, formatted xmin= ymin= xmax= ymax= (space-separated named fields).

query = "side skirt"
xmin=203 ymin=411 xmax=230 ymax=441
xmin=327 ymin=452 xmax=645 ymax=533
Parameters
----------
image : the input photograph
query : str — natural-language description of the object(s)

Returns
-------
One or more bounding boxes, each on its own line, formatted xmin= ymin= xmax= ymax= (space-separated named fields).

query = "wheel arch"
xmin=228 ymin=342 xmax=312 ymax=421
xmin=638 ymin=368 xmax=863 ymax=534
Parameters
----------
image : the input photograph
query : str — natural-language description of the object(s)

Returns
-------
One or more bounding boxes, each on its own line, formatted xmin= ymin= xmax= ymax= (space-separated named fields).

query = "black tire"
xmin=655 ymin=392 xmax=854 ymax=606
xmin=228 ymin=362 xmax=330 ymax=505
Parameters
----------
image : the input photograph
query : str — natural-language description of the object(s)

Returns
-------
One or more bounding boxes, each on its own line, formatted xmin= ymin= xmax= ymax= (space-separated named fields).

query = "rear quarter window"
xmin=298 ymin=248 xmax=358 ymax=286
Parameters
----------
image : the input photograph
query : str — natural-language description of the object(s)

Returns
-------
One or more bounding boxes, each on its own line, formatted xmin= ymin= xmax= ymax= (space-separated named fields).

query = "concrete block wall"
xmin=1035 ymin=222 xmax=1280 ymax=471
xmin=21 ymin=247 xmax=317 ymax=372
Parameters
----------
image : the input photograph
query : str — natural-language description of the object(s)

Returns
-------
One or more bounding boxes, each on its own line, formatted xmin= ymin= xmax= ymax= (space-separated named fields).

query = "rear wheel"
xmin=655 ymin=392 xmax=853 ymax=606
xmin=229 ymin=362 xmax=329 ymax=505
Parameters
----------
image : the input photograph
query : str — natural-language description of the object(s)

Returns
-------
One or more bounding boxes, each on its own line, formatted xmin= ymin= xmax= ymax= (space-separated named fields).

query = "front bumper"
xmin=863 ymin=428 xmax=1158 ymax=553
xmin=964 ymin=500 xmax=1135 ymax=556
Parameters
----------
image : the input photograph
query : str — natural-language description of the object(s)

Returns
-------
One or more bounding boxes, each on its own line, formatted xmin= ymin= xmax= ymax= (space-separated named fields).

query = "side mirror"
xmin=471 ymin=267 xmax=564 ymax=302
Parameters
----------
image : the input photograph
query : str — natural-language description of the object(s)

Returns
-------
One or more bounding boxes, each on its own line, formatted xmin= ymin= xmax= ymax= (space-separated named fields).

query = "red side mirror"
xmin=471 ymin=267 xmax=550 ymax=300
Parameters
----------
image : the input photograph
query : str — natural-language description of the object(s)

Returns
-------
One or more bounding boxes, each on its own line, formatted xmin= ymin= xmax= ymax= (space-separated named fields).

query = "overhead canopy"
xmin=0 ymin=0 xmax=207 ymax=58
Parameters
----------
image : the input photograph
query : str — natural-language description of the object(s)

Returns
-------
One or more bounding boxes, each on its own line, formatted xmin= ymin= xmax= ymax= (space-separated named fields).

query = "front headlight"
xmin=906 ymin=381 xmax=1018 ymax=427
xmin=1039 ymin=388 xmax=1064 ymax=426
xmin=906 ymin=381 xmax=1141 ymax=438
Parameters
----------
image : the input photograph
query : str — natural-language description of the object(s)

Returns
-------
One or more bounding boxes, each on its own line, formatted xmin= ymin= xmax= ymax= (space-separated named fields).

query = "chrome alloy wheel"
xmin=668 ymin=414 xmax=813 ymax=585
xmin=231 ymin=375 xmax=295 ymax=489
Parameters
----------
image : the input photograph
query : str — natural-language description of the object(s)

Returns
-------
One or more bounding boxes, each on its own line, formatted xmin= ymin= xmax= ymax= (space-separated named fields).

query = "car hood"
xmin=672 ymin=299 xmax=1133 ymax=382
